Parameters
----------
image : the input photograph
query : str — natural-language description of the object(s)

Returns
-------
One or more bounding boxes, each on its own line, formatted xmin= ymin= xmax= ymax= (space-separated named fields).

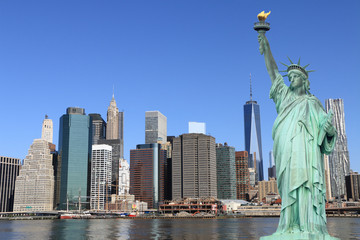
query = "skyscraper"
xmin=0 ymin=156 xmax=21 ymax=212
xmin=345 ymin=171 xmax=360 ymax=202
xmin=90 ymin=145 xmax=112 ymax=210
xmin=268 ymin=151 xmax=276 ymax=179
xmin=244 ymin=75 xmax=264 ymax=181
xmin=41 ymin=115 xmax=53 ymax=143
xmin=13 ymin=139 xmax=54 ymax=211
xmin=172 ymin=133 xmax=217 ymax=199
xmin=58 ymin=107 xmax=92 ymax=210
xmin=106 ymin=94 xmax=124 ymax=159
xmin=145 ymin=111 xmax=167 ymax=144
xmin=89 ymin=113 xmax=106 ymax=145
xmin=325 ymin=99 xmax=350 ymax=199
xmin=216 ymin=143 xmax=236 ymax=199
xmin=130 ymin=144 xmax=166 ymax=209
xmin=97 ymin=139 xmax=121 ymax=194
xmin=99 ymin=95 xmax=124 ymax=194
xmin=235 ymin=151 xmax=250 ymax=200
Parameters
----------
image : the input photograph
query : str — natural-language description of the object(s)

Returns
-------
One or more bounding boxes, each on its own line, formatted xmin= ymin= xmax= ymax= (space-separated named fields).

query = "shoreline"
xmin=0 ymin=214 xmax=359 ymax=221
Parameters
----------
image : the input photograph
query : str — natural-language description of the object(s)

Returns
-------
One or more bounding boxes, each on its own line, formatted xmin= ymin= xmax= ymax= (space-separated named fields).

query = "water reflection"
xmin=0 ymin=217 xmax=359 ymax=240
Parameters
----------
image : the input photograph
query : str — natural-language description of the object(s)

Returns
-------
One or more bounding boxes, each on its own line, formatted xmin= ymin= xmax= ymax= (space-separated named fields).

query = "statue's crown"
xmin=280 ymin=57 xmax=314 ymax=78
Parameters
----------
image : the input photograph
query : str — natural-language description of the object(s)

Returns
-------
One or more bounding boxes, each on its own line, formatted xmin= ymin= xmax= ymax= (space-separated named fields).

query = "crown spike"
xmin=280 ymin=62 xmax=289 ymax=67
xmin=307 ymin=70 xmax=315 ymax=73
xmin=297 ymin=58 xmax=301 ymax=65
xmin=303 ymin=64 xmax=310 ymax=69
xmin=287 ymin=56 xmax=294 ymax=64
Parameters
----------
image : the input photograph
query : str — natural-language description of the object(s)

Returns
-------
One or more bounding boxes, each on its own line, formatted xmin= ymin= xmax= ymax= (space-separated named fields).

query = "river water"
xmin=0 ymin=217 xmax=359 ymax=239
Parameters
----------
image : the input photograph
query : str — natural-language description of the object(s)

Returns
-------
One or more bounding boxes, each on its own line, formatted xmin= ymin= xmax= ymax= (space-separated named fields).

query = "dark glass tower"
xmin=243 ymin=75 xmax=264 ymax=181
xmin=58 ymin=107 xmax=92 ymax=210
xmin=89 ymin=113 xmax=106 ymax=145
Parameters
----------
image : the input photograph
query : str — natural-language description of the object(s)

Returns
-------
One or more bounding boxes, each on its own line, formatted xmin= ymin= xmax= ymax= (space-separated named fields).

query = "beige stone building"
xmin=172 ymin=133 xmax=217 ymax=199
xmin=258 ymin=177 xmax=278 ymax=202
xmin=324 ymin=154 xmax=333 ymax=201
xmin=41 ymin=115 xmax=53 ymax=143
xmin=13 ymin=139 xmax=54 ymax=211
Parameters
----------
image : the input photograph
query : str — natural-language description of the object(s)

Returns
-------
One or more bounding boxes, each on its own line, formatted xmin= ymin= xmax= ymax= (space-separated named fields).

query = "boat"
xmin=60 ymin=213 xmax=92 ymax=219
xmin=129 ymin=212 xmax=137 ymax=217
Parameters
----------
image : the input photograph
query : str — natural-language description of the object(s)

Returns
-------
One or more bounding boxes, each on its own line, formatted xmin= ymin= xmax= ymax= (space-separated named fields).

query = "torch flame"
xmin=257 ymin=11 xmax=271 ymax=21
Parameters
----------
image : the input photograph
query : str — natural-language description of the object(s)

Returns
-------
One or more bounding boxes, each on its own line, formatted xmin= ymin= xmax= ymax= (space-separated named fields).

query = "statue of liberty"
xmin=256 ymin=12 xmax=339 ymax=240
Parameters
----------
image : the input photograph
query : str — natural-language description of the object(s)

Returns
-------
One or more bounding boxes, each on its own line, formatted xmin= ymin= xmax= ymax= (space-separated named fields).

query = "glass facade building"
xmin=216 ymin=143 xmax=236 ymax=199
xmin=244 ymin=100 xmax=264 ymax=182
xmin=58 ymin=107 xmax=92 ymax=210
xmin=89 ymin=113 xmax=106 ymax=145
xmin=145 ymin=111 xmax=167 ymax=144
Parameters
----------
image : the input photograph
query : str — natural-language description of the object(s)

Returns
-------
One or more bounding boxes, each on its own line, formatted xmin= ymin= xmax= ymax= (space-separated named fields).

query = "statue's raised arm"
xmin=258 ymin=32 xmax=279 ymax=83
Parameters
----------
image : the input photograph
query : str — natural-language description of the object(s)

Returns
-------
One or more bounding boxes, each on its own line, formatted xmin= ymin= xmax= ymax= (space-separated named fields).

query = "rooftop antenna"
xmin=250 ymin=73 xmax=253 ymax=101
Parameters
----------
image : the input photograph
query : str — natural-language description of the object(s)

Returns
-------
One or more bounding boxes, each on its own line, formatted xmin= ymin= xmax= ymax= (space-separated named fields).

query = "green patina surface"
xmin=256 ymin=15 xmax=340 ymax=240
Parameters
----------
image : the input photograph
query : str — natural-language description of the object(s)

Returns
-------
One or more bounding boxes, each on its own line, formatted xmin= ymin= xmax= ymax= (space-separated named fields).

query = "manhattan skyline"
xmin=0 ymin=1 xmax=359 ymax=180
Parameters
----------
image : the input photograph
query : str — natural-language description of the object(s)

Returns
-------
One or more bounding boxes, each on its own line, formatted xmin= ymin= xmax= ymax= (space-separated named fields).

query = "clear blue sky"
xmin=1 ymin=1 xmax=359 ymax=179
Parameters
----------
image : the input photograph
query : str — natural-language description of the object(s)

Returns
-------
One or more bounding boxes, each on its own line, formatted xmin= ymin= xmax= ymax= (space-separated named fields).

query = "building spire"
xmin=112 ymin=85 xmax=115 ymax=100
xmin=250 ymin=73 xmax=252 ymax=101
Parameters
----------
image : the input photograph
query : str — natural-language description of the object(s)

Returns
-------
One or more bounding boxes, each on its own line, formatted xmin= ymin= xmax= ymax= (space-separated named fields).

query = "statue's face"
xmin=289 ymin=70 xmax=305 ymax=90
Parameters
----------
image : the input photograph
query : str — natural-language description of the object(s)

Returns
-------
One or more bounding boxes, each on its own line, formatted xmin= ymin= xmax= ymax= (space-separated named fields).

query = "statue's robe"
xmin=269 ymin=74 xmax=337 ymax=238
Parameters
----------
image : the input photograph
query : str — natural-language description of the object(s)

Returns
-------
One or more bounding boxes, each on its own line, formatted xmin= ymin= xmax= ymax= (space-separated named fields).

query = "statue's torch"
xmin=254 ymin=11 xmax=271 ymax=33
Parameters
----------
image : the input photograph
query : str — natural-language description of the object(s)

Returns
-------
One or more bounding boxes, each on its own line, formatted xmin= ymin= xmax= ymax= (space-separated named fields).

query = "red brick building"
xmin=235 ymin=151 xmax=250 ymax=200
xmin=130 ymin=144 xmax=166 ymax=209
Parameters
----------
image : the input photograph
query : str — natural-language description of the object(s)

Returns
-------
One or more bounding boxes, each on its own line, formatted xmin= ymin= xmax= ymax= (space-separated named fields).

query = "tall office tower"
xmin=97 ymin=139 xmax=121 ymax=194
xmin=102 ymin=94 xmax=124 ymax=194
xmin=130 ymin=144 xmax=166 ymax=209
xmin=58 ymin=107 xmax=92 ymax=210
xmin=216 ymin=143 xmax=236 ymax=199
xmin=345 ymin=171 xmax=360 ymax=201
xmin=41 ymin=115 xmax=53 ymax=143
xmin=90 ymin=145 xmax=112 ymax=210
xmin=89 ymin=114 xmax=106 ymax=145
xmin=145 ymin=111 xmax=167 ymax=144
xmin=188 ymin=122 xmax=206 ymax=134
xmin=118 ymin=158 xmax=130 ymax=195
xmin=106 ymin=95 xmax=124 ymax=158
xmin=172 ymin=133 xmax=217 ymax=199
xmin=324 ymin=155 xmax=333 ymax=201
xmin=41 ymin=115 xmax=60 ymax=208
xmin=0 ymin=156 xmax=21 ymax=212
xmin=244 ymin=75 xmax=264 ymax=181
xmin=13 ymin=139 xmax=54 ymax=211
xmin=268 ymin=151 xmax=276 ymax=179
xmin=235 ymin=151 xmax=250 ymax=200
xmin=325 ymin=99 xmax=350 ymax=199
xmin=164 ymin=136 xmax=176 ymax=201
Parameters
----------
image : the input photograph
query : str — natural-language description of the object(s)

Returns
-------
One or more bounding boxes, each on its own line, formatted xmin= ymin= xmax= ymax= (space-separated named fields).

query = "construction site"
xmin=159 ymin=198 xmax=223 ymax=216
